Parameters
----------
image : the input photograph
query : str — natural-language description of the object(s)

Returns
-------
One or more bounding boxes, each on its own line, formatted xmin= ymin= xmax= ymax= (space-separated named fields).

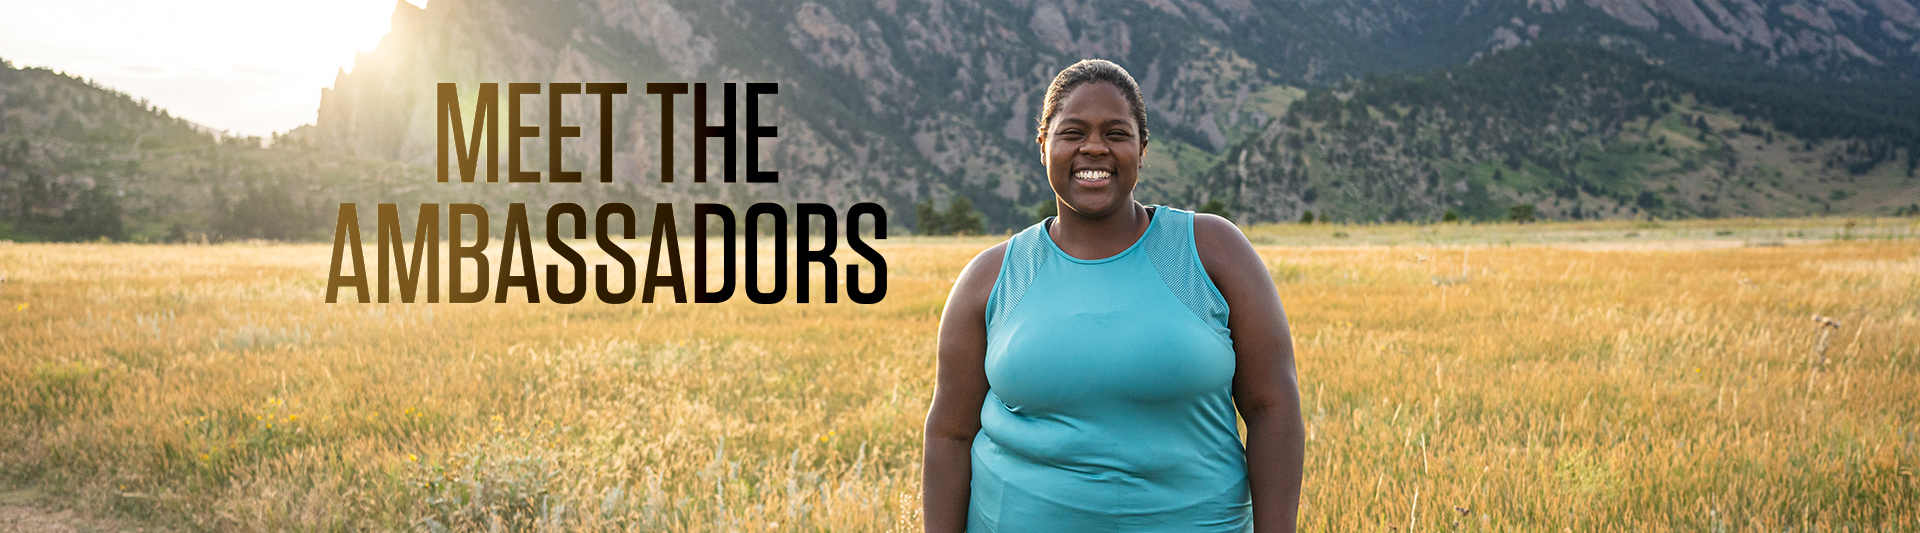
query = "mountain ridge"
xmin=314 ymin=0 xmax=1920 ymax=228
xmin=5 ymin=1 xmax=1920 ymax=242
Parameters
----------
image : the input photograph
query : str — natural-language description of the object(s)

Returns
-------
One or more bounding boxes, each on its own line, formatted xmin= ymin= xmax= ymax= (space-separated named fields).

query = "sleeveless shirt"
xmin=969 ymin=205 xmax=1251 ymax=532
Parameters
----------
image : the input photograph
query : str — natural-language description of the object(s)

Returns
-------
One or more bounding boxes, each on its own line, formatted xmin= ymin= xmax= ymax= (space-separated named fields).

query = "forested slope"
xmin=1205 ymin=43 xmax=1920 ymax=223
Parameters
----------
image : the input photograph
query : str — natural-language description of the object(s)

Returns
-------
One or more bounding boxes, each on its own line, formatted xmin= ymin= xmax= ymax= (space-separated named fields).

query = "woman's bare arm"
xmin=1195 ymin=214 xmax=1305 ymax=533
xmin=923 ymin=242 xmax=1005 ymax=533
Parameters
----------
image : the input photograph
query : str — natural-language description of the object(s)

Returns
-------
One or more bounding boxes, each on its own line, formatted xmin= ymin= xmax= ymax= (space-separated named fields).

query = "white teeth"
xmin=1074 ymin=170 xmax=1111 ymax=181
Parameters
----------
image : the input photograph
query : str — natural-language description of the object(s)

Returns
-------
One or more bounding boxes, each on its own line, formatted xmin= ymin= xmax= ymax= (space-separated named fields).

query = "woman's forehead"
xmin=1053 ymin=83 xmax=1133 ymax=124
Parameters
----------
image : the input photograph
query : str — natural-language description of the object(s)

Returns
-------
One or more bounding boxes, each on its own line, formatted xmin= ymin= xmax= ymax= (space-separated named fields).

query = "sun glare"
xmin=0 ymin=0 xmax=428 ymax=137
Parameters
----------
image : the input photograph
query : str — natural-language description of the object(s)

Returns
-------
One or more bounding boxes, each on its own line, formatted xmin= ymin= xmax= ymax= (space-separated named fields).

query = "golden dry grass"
xmin=0 ymin=222 xmax=1915 ymax=531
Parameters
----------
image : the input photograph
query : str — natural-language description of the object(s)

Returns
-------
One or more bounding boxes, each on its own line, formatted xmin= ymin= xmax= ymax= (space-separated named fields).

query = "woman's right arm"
xmin=923 ymin=242 xmax=1005 ymax=533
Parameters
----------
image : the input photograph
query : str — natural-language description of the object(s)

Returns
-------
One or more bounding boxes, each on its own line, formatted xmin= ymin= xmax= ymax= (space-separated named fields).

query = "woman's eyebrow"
xmin=1055 ymin=117 xmax=1133 ymax=129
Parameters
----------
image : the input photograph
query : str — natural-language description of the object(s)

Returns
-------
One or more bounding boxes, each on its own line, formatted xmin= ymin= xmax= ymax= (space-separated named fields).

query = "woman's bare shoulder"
xmin=1192 ymin=214 xmax=1259 ymax=272
xmin=1192 ymin=213 xmax=1281 ymax=304
xmin=945 ymin=241 xmax=1011 ymax=315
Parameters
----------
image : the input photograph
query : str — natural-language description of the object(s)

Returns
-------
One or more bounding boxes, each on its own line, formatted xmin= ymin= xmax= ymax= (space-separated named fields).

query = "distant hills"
xmin=0 ymin=60 xmax=427 ymax=243
xmin=4 ymin=0 xmax=1920 ymax=241
xmin=1208 ymin=42 xmax=1920 ymax=223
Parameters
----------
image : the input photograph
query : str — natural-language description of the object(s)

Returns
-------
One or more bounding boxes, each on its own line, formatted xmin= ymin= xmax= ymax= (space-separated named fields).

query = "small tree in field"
xmin=914 ymin=198 xmax=946 ymax=235
xmin=918 ymin=196 xmax=986 ymax=236
xmin=1508 ymin=204 xmax=1536 ymax=223
xmin=945 ymin=197 xmax=985 ymax=235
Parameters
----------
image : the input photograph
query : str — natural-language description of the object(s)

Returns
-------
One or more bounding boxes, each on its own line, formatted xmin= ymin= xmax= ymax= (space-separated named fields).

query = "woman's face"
xmin=1041 ymin=82 xmax=1147 ymax=218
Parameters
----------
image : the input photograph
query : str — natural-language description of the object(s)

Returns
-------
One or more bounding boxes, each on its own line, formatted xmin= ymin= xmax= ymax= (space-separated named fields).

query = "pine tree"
xmin=914 ymin=198 xmax=946 ymax=236
xmin=945 ymin=197 xmax=985 ymax=236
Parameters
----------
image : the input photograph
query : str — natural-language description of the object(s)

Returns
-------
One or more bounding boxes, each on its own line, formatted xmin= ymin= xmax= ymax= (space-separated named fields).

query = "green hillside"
xmin=0 ymin=59 xmax=621 ymax=243
xmin=1 ymin=60 xmax=353 ymax=242
xmin=1203 ymin=43 xmax=1920 ymax=223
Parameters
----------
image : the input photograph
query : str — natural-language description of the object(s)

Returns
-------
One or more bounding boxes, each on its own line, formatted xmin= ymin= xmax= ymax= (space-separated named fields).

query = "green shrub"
xmin=1508 ymin=205 xmax=1537 ymax=223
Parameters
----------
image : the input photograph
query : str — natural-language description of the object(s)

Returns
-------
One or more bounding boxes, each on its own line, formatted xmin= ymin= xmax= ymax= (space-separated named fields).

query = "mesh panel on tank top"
xmin=1143 ymin=208 xmax=1230 ymax=332
xmin=986 ymin=227 xmax=1048 ymax=330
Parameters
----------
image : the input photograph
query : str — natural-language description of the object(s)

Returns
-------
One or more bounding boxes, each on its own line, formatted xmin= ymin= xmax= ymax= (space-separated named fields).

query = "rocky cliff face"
xmin=314 ymin=0 xmax=1920 ymax=229
xmin=1527 ymin=0 xmax=1919 ymax=78
xmin=317 ymin=0 xmax=1339 ymax=229
xmin=1287 ymin=0 xmax=1920 ymax=81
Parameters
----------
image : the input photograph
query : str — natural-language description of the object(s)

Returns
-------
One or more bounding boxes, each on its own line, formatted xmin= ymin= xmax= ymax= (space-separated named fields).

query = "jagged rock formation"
xmin=315 ymin=0 xmax=1920 ymax=230
xmin=316 ymin=0 xmax=1337 ymax=229
xmin=1307 ymin=0 xmax=1920 ymax=80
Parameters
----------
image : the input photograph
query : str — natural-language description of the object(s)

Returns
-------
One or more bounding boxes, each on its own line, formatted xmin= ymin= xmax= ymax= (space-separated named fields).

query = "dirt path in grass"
xmin=0 ymin=489 xmax=151 ymax=533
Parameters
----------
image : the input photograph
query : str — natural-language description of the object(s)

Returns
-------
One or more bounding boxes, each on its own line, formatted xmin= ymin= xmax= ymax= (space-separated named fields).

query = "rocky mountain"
xmin=315 ymin=0 xmax=1321 ymax=229
xmin=1205 ymin=43 xmax=1920 ymax=223
xmin=7 ymin=0 xmax=1920 ymax=241
xmin=1301 ymin=0 xmax=1920 ymax=82
xmin=313 ymin=0 xmax=1920 ymax=231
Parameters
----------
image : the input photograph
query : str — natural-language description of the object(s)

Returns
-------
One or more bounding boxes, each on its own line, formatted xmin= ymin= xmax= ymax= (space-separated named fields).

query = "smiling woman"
xmin=922 ymin=59 xmax=1306 ymax=532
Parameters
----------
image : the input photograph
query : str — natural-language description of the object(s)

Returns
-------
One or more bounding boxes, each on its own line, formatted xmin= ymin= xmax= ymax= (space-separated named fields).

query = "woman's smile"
xmin=1073 ymin=169 xmax=1112 ymax=186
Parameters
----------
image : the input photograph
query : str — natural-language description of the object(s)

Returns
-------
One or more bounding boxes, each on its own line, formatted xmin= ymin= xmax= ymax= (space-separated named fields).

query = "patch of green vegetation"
xmin=1137 ymin=137 xmax=1225 ymax=205
xmin=1572 ymin=142 xmax=1657 ymax=199
xmin=1242 ymin=85 xmax=1306 ymax=120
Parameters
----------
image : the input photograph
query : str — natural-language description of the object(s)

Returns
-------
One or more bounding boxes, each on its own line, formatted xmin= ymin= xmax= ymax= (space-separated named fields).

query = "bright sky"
xmin=0 ymin=0 xmax=427 ymax=138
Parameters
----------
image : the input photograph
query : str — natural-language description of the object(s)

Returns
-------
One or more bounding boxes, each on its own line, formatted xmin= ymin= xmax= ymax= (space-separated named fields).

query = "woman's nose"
xmin=1079 ymin=138 xmax=1109 ymax=156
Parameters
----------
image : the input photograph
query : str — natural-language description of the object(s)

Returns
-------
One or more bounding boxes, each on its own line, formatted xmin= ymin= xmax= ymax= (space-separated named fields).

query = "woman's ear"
xmin=1036 ymin=134 xmax=1048 ymax=161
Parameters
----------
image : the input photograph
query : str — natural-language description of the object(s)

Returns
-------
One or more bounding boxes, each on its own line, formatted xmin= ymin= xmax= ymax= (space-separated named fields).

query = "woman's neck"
xmin=1048 ymin=200 xmax=1151 ymax=260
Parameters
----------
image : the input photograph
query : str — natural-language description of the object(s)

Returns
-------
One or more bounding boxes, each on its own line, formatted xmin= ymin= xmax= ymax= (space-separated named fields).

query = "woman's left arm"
xmin=1195 ymin=214 xmax=1305 ymax=533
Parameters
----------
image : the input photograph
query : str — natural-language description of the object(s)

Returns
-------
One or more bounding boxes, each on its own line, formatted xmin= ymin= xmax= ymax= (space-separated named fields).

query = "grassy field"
xmin=0 ymin=218 xmax=1916 ymax=531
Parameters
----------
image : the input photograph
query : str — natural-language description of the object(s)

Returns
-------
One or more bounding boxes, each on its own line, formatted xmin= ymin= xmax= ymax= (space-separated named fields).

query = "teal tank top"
xmin=970 ymin=205 xmax=1251 ymax=532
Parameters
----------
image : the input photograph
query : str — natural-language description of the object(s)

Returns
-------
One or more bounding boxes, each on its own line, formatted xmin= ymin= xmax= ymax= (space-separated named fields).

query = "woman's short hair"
xmin=1036 ymin=59 xmax=1149 ymax=145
